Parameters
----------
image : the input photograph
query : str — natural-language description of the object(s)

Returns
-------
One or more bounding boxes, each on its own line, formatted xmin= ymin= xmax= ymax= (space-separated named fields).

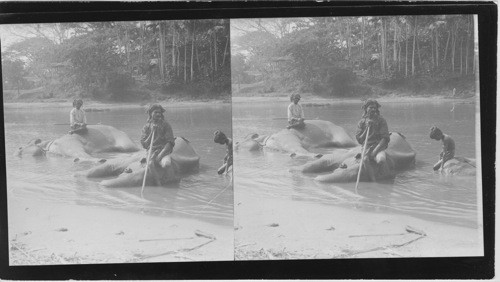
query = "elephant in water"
xmin=14 ymin=125 xmax=139 ymax=162
xmin=292 ymin=132 xmax=416 ymax=182
xmin=439 ymin=157 xmax=476 ymax=176
xmin=80 ymin=137 xmax=200 ymax=187
xmin=235 ymin=120 xmax=357 ymax=158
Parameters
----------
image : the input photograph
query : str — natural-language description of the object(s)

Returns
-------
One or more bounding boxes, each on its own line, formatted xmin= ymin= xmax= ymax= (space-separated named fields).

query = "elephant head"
xmin=14 ymin=139 xmax=51 ymax=157
xmin=234 ymin=133 xmax=266 ymax=152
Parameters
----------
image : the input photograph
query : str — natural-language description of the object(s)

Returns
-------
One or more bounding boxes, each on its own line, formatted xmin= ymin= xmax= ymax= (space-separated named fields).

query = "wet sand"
xmin=234 ymin=188 xmax=483 ymax=260
xmin=8 ymin=197 xmax=234 ymax=265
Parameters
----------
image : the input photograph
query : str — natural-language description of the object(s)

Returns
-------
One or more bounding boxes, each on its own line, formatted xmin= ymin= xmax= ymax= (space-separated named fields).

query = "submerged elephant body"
xmin=82 ymin=137 xmax=200 ymax=187
xmin=296 ymin=132 xmax=416 ymax=183
xmin=15 ymin=125 xmax=139 ymax=162
xmin=235 ymin=120 xmax=357 ymax=157
xmin=440 ymin=157 xmax=476 ymax=176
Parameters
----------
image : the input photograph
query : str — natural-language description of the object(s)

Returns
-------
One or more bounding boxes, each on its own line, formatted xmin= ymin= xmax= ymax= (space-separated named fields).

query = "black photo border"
xmin=0 ymin=1 xmax=496 ymax=280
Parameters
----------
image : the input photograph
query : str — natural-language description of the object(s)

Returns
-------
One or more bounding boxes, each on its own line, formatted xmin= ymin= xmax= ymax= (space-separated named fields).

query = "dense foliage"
xmin=231 ymin=15 xmax=476 ymax=97
xmin=2 ymin=20 xmax=231 ymax=101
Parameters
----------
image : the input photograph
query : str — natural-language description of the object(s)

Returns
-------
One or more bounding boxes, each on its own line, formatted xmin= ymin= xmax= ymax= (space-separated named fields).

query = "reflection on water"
xmin=5 ymin=104 xmax=233 ymax=226
xmin=233 ymin=100 xmax=480 ymax=228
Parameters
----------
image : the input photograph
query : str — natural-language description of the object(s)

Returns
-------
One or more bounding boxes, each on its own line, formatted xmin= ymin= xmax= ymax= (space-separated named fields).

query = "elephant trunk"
xmin=100 ymin=163 xmax=180 ymax=188
xmin=315 ymin=165 xmax=361 ymax=183
xmin=298 ymin=158 xmax=338 ymax=173
xmin=100 ymin=169 xmax=147 ymax=187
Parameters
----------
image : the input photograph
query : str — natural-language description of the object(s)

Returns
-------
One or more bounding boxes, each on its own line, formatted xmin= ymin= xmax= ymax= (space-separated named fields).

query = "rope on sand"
xmin=347 ymin=235 xmax=426 ymax=257
xmin=135 ymin=238 xmax=216 ymax=261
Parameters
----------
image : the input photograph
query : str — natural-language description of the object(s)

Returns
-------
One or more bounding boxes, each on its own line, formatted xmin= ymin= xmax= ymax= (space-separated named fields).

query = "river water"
xmin=2 ymin=100 xmax=483 ymax=232
xmin=4 ymin=104 xmax=233 ymax=227
xmin=232 ymin=100 xmax=482 ymax=229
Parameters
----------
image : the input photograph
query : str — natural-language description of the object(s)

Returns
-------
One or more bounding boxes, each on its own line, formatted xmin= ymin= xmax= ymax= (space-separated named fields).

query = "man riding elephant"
xmin=69 ymin=99 xmax=88 ymax=135
xmin=287 ymin=94 xmax=305 ymax=130
xmin=355 ymin=99 xmax=390 ymax=181
xmin=140 ymin=104 xmax=175 ymax=169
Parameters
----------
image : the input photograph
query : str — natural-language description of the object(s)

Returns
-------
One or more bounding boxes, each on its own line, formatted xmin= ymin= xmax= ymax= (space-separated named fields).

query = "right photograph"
xmin=231 ymin=16 xmax=484 ymax=260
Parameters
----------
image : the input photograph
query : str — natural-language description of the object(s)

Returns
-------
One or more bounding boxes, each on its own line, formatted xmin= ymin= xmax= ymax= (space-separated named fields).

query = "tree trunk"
xmin=184 ymin=30 xmax=187 ymax=83
xmin=381 ymin=19 xmax=386 ymax=74
xmin=398 ymin=38 xmax=401 ymax=72
xmin=346 ymin=20 xmax=351 ymax=60
xmin=431 ymin=30 xmax=435 ymax=69
xmin=209 ymin=36 xmax=213 ymax=80
xmin=451 ymin=23 xmax=457 ymax=73
xmin=125 ymin=28 xmax=131 ymax=73
xmin=405 ymin=23 xmax=409 ymax=77
xmin=436 ymin=29 xmax=440 ymax=68
xmin=416 ymin=31 xmax=422 ymax=70
xmin=158 ymin=23 xmax=166 ymax=82
xmin=393 ymin=21 xmax=397 ymax=63
xmin=214 ymin=32 xmax=218 ymax=72
xmin=361 ymin=17 xmax=365 ymax=60
xmin=139 ymin=22 xmax=145 ymax=65
xmin=177 ymin=44 xmax=180 ymax=77
xmin=190 ymin=21 xmax=195 ymax=82
xmin=196 ymin=45 xmax=201 ymax=73
xmin=465 ymin=16 xmax=471 ymax=75
xmin=411 ymin=16 xmax=417 ymax=76
xmin=172 ymin=23 xmax=176 ymax=74
xmin=443 ymin=30 xmax=451 ymax=64
xmin=459 ymin=37 xmax=463 ymax=75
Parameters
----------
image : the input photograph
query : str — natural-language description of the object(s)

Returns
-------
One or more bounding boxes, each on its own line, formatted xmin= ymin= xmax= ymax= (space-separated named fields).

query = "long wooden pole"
xmin=141 ymin=129 xmax=155 ymax=197
xmin=355 ymin=126 xmax=370 ymax=194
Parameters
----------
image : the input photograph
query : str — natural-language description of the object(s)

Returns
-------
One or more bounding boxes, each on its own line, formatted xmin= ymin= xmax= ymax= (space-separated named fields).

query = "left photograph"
xmin=1 ymin=19 xmax=233 ymax=264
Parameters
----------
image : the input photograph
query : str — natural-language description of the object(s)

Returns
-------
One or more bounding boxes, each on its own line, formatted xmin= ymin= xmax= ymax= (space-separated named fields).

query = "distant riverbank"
xmin=4 ymin=94 xmax=475 ymax=110
xmin=232 ymin=94 xmax=477 ymax=104
xmin=3 ymin=98 xmax=231 ymax=110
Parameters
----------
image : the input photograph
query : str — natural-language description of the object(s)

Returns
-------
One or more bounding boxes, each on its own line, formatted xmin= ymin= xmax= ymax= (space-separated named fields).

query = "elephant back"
xmin=171 ymin=137 xmax=200 ymax=172
xmin=386 ymin=132 xmax=416 ymax=169
xmin=291 ymin=120 xmax=357 ymax=148
xmin=86 ymin=125 xmax=139 ymax=152
xmin=441 ymin=157 xmax=476 ymax=176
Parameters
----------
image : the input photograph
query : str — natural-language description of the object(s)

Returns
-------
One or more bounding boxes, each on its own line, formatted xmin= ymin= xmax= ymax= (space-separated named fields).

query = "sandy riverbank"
xmin=8 ymin=197 xmax=234 ymax=265
xmin=234 ymin=189 xmax=483 ymax=260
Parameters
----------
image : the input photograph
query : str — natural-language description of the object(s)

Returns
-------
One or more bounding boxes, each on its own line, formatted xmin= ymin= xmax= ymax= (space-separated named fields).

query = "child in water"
xmin=430 ymin=126 xmax=455 ymax=171
xmin=69 ymin=99 xmax=87 ymax=135
xmin=213 ymin=130 xmax=232 ymax=174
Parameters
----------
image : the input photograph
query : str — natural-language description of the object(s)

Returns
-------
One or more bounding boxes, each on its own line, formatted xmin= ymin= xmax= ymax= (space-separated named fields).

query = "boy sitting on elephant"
xmin=287 ymin=94 xmax=305 ymax=130
xmin=214 ymin=130 xmax=233 ymax=174
xmin=69 ymin=99 xmax=88 ymax=135
xmin=141 ymin=104 xmax=175 ymax=169
xmin=430 ymin=126 xmax=455 ymax=171
xmin=355 ymin=99 xmax=391 ymax=181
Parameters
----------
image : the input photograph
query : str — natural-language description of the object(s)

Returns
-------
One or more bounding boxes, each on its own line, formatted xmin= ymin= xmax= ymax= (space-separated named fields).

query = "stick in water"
xmin=355 ymin=125 xmax=370 ymax=194
xmin=141 ymin=129 xmax=155 ymax=197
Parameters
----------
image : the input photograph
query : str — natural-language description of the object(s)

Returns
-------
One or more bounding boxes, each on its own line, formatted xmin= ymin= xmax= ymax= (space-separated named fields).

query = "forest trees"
xmin=2 ymin=19 xmax=231 ymax=101
xmin=232 ymin=15 xmax=476 ymax=97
